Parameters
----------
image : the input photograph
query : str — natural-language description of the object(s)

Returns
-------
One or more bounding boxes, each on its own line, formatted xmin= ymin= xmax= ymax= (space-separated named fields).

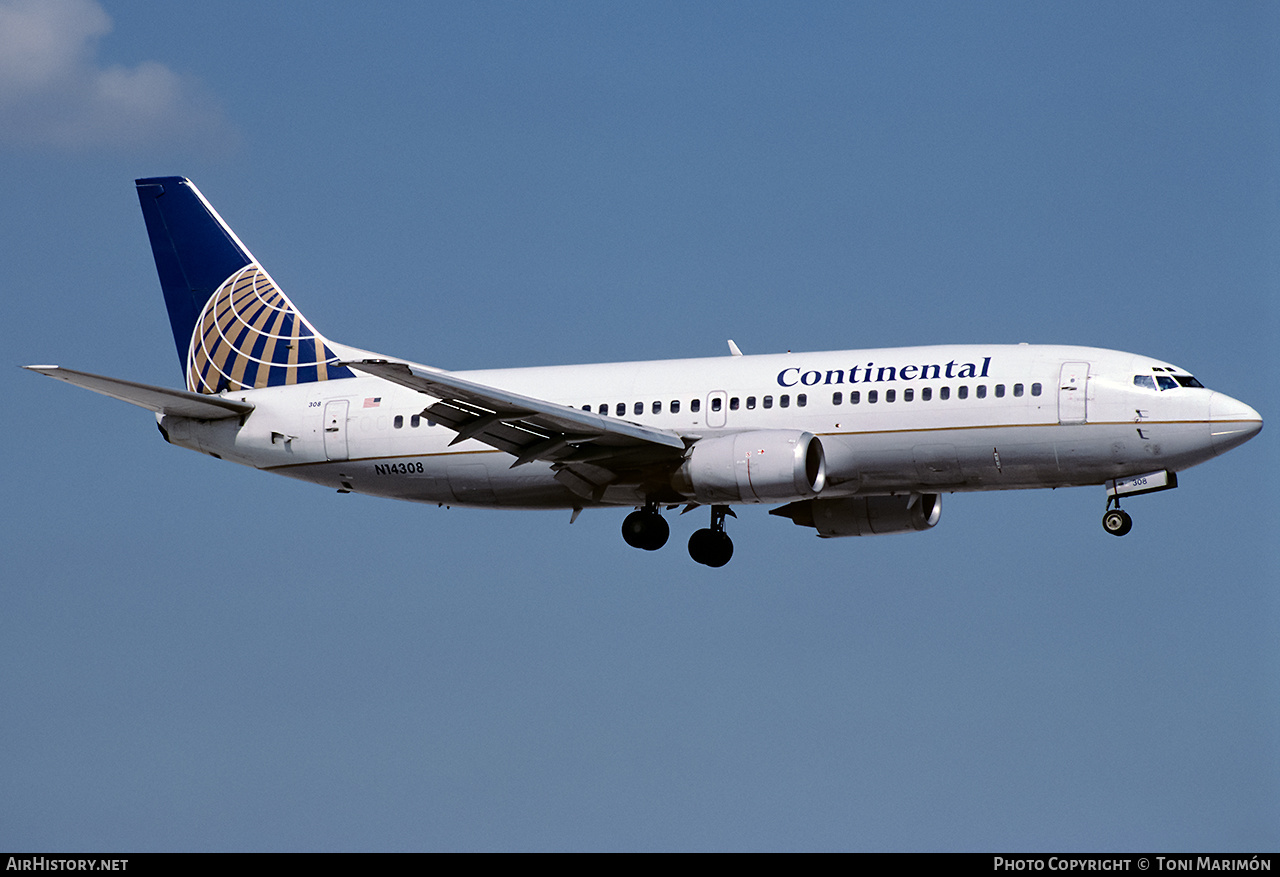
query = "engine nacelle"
xmin=673 ymin=430 xmax=826 ymax=504
xmin=771 ymin=494 xmax=942 ymax=537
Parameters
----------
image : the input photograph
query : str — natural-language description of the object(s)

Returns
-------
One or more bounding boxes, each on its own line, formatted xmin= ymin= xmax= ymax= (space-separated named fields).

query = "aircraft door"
xmin=1058 ymin=362 xmax=1089 ymax=424
xmin=323 ymin=400 xmax=350 ymax=461
xmin=706 ymin=391 xmax=728 ymax=428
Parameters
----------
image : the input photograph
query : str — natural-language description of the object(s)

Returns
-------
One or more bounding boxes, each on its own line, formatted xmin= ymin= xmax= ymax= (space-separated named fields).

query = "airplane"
xmin=26 ymin=177 xmax=1263 ymax=567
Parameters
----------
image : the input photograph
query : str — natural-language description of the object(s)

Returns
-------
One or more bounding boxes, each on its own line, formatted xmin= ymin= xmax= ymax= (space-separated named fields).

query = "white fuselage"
xmin=155 ymin=343 xmax=1261 ymax=510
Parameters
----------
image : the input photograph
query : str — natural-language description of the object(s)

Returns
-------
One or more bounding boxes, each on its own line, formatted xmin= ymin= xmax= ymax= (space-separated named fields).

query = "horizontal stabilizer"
xmin=24 ymin=365 xmax=254 ymax=420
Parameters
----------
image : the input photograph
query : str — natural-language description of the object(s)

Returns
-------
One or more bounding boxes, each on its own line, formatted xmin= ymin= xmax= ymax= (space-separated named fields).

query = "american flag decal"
xmin=363 ymin=397 xmax=382 ymax=408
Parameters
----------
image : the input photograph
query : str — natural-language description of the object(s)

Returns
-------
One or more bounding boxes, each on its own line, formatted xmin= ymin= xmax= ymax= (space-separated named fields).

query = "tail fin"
xmin=135 ymin=177 xmax=353 ymax=394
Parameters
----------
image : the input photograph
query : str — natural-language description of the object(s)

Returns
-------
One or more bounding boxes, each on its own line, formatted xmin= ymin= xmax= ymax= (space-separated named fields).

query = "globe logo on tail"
xmin=187 ymin=264 xmax=353 ymax=394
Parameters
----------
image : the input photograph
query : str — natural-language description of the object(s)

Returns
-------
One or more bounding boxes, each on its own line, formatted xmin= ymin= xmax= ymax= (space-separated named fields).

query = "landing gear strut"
xmin=1102 ymin=496 xmax=1133 ymax=537
xmin=622 ymin=502 xmax=669 ymax=551
xmin=688 ymin=505 xmax=734 ymax=567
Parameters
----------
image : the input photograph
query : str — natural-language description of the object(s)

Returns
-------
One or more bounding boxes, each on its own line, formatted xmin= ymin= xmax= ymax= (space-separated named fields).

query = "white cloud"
xmin=0 ymin=0 xmax=236 ymax=150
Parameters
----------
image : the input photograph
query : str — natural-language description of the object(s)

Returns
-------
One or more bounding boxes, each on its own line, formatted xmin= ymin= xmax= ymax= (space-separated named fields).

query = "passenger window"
xmin=763 ymin=396 xmax=773 ymax=409
xmin=711 ymin=398 xmax=722 ymax=412
xmin=746 ymin=396 xmax=756 ymax=409
xmin=940 ymin=387 xmax=950 ymax=400
xmin=958 ymin=386 xmax=968 ymax=400
xmin=904 ymin=388 xmax=914 ymax=402
xmin=1013 ymin=383 xmax=1024 ymax=397
xmin=780 ymin=395 xmax=790 ymax=408
xmin=1031 ymin=383 xmax=1042 ymax=396
xmin=832 ymin=392 xmax=843 ymax=405
xmin=995 ymin=384 xmax=1005 ymax=398
xmin=411 ymin=415 xmax=420 ymax=428
xmin=598 ymin=404 xmax=608 ymax=415
xmin=885 ymin=389 xmax=895 ymax=403
xmin=616 ymin=402 xmax=626 ymax=416
xmin=691 ymin=399 xmax=701 ymax=413
xmin=921 ymin=387 xmax=931 ymax=401
xmin=633 ymin=401 xmax=643 ymax=415
xmin=671 ymin=400 xmax=681 ymax=414
xmin=394 ymin=415 xmax=404 ymax=429
xmin=797 ymin=394 xmax=807 ymax=407
xmin=729 ymin=397 xmax=739 ymax=411
xmin=976 ymin=385 xmax=986 ymax=399
xmin=868 ymin=390 xmax=878 ymax=404
xmin=652 ymin=401 xmax=662 ymax=414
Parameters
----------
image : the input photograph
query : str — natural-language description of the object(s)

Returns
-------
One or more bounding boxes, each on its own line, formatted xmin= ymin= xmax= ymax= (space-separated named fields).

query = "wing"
xmin=346 ymin=359 xmax=690 ymax=501
xmin=25 ymin=365 xmax=254 ymax=420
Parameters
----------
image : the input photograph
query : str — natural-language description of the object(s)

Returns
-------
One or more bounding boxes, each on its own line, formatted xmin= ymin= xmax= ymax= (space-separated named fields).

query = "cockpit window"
xmin=1136 ymin=373 xmax=1204 ymax=391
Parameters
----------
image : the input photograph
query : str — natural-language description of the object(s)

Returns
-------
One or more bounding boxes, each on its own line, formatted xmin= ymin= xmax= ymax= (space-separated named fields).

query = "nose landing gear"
xmin=688 ymin=505 xmax=735 ymax=567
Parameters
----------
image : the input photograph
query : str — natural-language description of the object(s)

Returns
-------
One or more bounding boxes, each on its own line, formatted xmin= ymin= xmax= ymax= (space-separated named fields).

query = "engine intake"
xmin=771 ymin=494 xmax=941 ymax=537
xmin=674 ymin=430 xmax=826 ymax=504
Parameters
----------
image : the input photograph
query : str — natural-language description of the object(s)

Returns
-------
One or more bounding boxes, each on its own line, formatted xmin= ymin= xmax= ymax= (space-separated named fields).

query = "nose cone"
xmin=1209 ymin=392 xmax=1263 ymax=456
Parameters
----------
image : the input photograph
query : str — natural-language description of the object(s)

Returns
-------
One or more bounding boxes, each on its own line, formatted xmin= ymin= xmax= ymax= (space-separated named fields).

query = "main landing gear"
xmin=1102 ymin=497 xmax=1133 ymax=537
xmin=688 ymin=505 xmax=734 ymax=568
xmin=621 ymin=502 xmax=669 ymax=551
xmin=620 ymin=502 xmax=736 ymax=566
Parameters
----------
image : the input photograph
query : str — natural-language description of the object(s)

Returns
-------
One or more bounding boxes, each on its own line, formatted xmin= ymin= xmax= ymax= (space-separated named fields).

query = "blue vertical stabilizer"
xmin=136 ymin=177 xmax=254 ymax=373
xmin=134 ymin=177 xmax=352 ymax=394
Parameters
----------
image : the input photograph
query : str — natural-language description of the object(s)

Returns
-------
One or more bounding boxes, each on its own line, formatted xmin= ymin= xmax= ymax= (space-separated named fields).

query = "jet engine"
xmin=673 ymin=430 xmax=826 ymax=504
xmin=770 ymin=494 xmax=942 ymax=537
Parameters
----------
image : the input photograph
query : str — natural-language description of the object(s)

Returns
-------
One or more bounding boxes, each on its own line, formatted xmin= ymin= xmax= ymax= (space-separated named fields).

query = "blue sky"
xmin=2 ymin=1 xmax=1275 ymax=851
